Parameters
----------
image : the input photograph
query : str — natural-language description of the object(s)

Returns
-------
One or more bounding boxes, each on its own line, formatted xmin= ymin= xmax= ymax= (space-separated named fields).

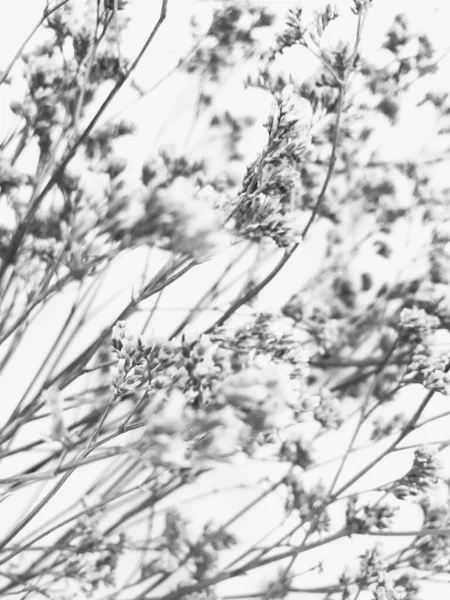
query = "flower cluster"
xmin=61 ymin=516 xmax=125 ymax=594
xmin=284 ymin=474 xmax=330 ymax=532
xmin=125 ymin=321 xmax=312 ymax=467
xmin=143 ymin=511 xmax=237 ymax=581
xmin=392 ymin=446 xmax=441 ymax=499
xmin=142 ymin=386 xmax=249 ymax=467
xmin=274 ymin=7 xmax=306 ymax=52
xmin=411 ymin=491 xmax=450 ymax=570
xmin=185 ymin=2 xmax=274 ymax=80
xmin=372 ymin=575 xmax=404 ymax=600
xmin=356 ymin=546 xmax=386 ymax=588
xmin=346 ymin=496 xmax=397 ymax=534
xmin=189 ymin=523 xmax=237 ymax=581
xmin=391 ymin=573 xmax=420 ymax=600
xmin=398 ymin=306 xmax=440 ymax=345
xmin=144 ymin=508 xmax=190 ymax=576
xmin=148 ymin=334 xmax=231 ymax=406
xmin=21 ymin=48 xmax=69 ymax=158
xmin=141 ymin=150 xmax=205 ymax=188
xmin=218 ymin=359 xmax=297 ymax=433
xmin=313 ymin=387 xmax=343 ymax=429
xmin=162 ymin=508 xmax=190 ymax=557
xmin=189 ymin=405 xmax=248 ymax=460
xmin=85 ymin=120 xmax=136 ymax=161
xmin=11 ymin=239 xmax=60 ymax=302
xmin=282 ymin=294 xmax=343 ymax=355
xmin=142 ymin=389 xmax=190 ymax=467
xmin=134 ymin=176 xmax=230 ymax=261
xmin=404 ymin=344 xmax=450 ymax=395
xmin=430 ymin=221 xmax=450 ymax=285
xmin=24 ymin=168 xmax=125 ymax=281
xmin=111 ymin=321 xmax=149 ymax=395
xmin=371 ymin=413 xmax=407 ymax=442
xmin=274 ymin=4 xmax=338 ymax=56
xmin=218 ymin=312 xmax=310 ymax=377
xmin=234 ymin=89 xmax=311 ymax=247
xmin=280 ymin=434 xmax=316 ymax=469
xmin=0 ymin=157 xmax=26 ymax=194
xmin=352 ymin=0 xmax=373 ymax=15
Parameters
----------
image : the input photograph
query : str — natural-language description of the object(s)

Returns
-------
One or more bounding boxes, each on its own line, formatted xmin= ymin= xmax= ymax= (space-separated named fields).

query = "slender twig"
xmin=0 ymin=416 xmax=144 ymax=555
xmin=170 ymin=242 xmax=251 ymax=339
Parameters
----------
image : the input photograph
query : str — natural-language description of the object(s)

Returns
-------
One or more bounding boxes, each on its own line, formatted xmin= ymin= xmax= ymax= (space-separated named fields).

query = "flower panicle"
xmin=393 ymin=445 xmax=441 ymax=499
xmin=235 ymin=90 xmax=312 ymax=247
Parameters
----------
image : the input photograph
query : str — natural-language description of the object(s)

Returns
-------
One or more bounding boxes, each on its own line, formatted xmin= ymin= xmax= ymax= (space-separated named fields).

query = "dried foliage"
xmin=0 ymin=1 xmax=450 ymax=599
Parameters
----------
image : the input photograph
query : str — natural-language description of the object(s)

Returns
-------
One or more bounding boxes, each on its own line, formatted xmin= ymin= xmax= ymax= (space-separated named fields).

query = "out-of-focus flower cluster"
xmin=16 ymin=3 xmax=129 ymax=161
xmin=411 ymin=487 xmax=450 ymax=570
xmin=189 ymin=522 xmax=237 ymax=581
xmin=280 ymin=432 xmax=316 ymax=469
xmin=234 ymin=89 xmax=312 ymax=247
xmin=389 ymin=573 xmax=421 ymax=600
xmin=214 ymin=312 xmax=316 ymax=431
xmin=60 ymin=516 xmax=125 ymax=595
xmin=383 ymin=13 xmax=435 ymax=80
xmin=356 ymin=546 xmax=386 ymax=589
xmin=284 ymin=473 xmax=330 ymax=533
xmin=103 ymin=151 xmax=232 ymax=262
xmin=340 ymin=548 xmax=405 ymax=600
xmin=282 ymin=294 xmax=344 ymax=356
xmin=141 ymin=387 xmax=249 ymax=467
xmin=430 ymin=220 xmax=450 ymax=285
xmin=21 ymin=49 xmax=70 ymax=159
xmin=371 ymin=413 xmax=407 ymax=442
xmin=0 ymin=158 xmax=27 ymax=195
xmin=141 ymin=362 xmax=297 ymax=465
xmin=107 ymin=313 xmax=316 ymax=466
xmin=313 ymin=387 xmax=343 ymax=429
xmin=185 ymin=2 xmax=275 ymax=81
xmin=219 ymin=359 xmax=296 ymax=432
xmin=346 ymin=496 xmax=397 ymax=534
xmin=372 ymin=575 xmax=404 ymax=600
xmin=143 ymin=509 xmax=237 ymax=582
xmin=0 ymin=3 xmax=139 ymax=295
xmin=398 ymin=306 xmax=440 ymax=345
xmin=136 ymin=176 xmax=230 ymax=262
